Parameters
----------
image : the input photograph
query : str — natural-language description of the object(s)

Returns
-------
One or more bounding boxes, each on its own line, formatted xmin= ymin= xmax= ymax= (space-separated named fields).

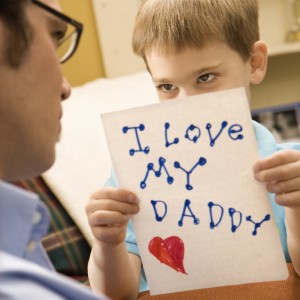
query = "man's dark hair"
xmin=0 ymin=0 xmax=32 ymax=68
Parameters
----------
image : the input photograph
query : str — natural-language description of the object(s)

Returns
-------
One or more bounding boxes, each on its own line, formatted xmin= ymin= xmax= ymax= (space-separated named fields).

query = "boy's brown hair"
xmin=132 ymin=0 xmax=259 ymax=62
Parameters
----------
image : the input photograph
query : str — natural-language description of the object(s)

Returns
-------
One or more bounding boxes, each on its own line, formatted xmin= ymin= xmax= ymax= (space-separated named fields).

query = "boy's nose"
xmin=178 ymin=88 xmax=201 ymax=99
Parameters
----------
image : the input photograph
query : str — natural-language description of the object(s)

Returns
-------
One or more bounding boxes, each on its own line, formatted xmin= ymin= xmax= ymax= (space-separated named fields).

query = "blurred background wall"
xmin=59 ymin=0 xmax=300 ymax=112
xmin=59 ymin=0 xmax=105 ymax=86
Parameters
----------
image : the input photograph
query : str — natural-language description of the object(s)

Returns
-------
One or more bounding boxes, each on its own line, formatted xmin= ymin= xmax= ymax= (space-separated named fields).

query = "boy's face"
xmin=146 ymin=41 xmax=255 ymax=102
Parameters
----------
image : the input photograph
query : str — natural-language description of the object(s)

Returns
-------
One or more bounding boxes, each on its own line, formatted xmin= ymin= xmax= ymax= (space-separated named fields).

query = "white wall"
xmin=92 ymin=0 xmax=300 ymax=110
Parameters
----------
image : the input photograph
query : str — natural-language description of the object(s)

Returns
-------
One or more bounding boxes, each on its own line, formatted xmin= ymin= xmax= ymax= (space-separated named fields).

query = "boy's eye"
xmin=198 ymin=73 xmax=215 ymax=83
xmin=158 ymin=84 xmax=176 ymax=91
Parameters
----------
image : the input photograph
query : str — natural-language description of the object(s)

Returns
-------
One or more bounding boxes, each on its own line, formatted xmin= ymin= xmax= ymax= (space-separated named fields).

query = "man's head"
xmin=133 ymin=0 xmax=259 ymax=61
xmin=0 ymin=0 xmax=82 ymax=181
xmin=132 ymin=0 xmax=267 ymax=102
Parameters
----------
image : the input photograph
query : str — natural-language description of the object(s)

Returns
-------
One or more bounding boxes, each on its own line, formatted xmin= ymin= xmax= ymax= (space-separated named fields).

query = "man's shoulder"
xmin=0 ymin=251 xmax=106 ymax=299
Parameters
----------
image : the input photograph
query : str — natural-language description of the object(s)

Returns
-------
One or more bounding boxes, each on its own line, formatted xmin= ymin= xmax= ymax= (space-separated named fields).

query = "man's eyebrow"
xmin=48 ymin=16 xmax=67 ymax=32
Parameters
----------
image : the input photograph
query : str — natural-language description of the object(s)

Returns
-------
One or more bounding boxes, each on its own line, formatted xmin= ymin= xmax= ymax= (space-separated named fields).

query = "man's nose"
xmin=61 ymin=78 xmax=71 ymax=101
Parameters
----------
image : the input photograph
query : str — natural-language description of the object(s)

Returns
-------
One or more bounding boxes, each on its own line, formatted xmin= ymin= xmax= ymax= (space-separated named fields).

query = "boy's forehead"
xmin=145 ymin=42 xmax=222 ymax=65
xmin=144 ymin=40 xmax=219 ymax=57
xmin=146 ymin=48 xmax=212 ymax=79
xmin=145 ymin=41 xmax=245 ymax=80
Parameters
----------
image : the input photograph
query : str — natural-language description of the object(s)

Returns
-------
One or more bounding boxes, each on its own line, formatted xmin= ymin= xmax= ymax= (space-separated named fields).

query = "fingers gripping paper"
xmin=101 ymin=88 xmax=288 ymax=295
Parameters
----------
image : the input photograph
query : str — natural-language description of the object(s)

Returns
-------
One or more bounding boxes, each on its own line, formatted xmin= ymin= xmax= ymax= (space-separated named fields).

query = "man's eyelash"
xmin=53 ymin=30 xmax=66 ymax=40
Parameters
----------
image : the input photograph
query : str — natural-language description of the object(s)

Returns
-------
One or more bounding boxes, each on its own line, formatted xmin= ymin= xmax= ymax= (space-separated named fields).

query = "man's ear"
xmin=249 ymin=41 xmax=268 ymax=85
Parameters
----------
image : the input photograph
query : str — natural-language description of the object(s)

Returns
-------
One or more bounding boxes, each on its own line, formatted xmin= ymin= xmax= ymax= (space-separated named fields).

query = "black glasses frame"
xmin=31 ymin=0 xmax=83 ymax=63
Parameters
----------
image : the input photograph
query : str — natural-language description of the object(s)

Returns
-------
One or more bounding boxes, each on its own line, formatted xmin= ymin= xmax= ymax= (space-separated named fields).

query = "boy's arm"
xmin=254 ymin=149 xmax=300 ymax=276
xmin=286 ymin=207 xmax=300 ymax=276
xmin=86 ymin=187 xmax=141 ymax=299
xmin=88 ymin=241 xmax=141 ymax=299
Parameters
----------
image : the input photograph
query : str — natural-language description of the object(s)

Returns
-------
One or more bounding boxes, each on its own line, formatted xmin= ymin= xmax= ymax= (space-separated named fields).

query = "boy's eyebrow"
xmin=151 ymin=76 xmax=174 ymax=83
xmin=152 ymin=63 xmax=223 ymax=83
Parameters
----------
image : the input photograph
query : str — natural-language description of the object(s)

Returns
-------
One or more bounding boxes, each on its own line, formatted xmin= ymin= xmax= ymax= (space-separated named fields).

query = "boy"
xmin=86 ymin=1 xmax=300 ymax=299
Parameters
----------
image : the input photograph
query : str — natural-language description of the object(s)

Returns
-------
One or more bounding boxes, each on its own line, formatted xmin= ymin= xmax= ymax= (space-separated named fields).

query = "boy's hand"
xmin=253 ymin=149 xmax=300 ymax=207
xmin=86 ymin=187 xmax=139 ymax=246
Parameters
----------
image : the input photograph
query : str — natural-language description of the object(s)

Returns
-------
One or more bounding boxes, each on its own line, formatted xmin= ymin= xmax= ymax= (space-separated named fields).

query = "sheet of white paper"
xmin=101 ymin=88 xmax=288 ymax=295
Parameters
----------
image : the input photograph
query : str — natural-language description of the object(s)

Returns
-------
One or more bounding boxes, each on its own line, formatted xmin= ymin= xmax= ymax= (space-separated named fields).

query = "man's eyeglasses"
xmin=31 ymin=0 xmax=83 ymax=64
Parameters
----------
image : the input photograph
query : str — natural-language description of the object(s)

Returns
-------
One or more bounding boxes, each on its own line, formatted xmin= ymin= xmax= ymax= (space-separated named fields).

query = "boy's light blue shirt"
xmin=0 ymin=180 xmax=107 ymax=300
xmin=105 ymin=121 xmax=300 ymax=292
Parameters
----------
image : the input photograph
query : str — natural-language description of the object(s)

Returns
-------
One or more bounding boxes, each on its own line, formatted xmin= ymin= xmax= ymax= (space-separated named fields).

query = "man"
xmin=0 ymin=1 xmax=107 ymax=298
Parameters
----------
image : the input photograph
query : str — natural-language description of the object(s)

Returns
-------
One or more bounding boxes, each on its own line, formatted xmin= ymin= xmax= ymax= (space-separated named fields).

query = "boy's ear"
xmin=249 ymin=41 xmax=268 ymax=85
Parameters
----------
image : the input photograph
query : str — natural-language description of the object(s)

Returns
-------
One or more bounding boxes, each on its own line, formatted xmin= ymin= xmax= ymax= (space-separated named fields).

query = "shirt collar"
xmin=0 ymin=180 xmax=50 ymax=258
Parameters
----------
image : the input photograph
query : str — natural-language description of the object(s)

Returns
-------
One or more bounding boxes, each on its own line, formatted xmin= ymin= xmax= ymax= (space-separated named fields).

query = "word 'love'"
xmin=123 ymin=121 xmax=244 ymax=156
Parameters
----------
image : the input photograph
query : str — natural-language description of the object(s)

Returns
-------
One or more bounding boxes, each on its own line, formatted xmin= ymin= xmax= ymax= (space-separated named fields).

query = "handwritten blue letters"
xmin=122 ymin=120 xmax=271 ymax=236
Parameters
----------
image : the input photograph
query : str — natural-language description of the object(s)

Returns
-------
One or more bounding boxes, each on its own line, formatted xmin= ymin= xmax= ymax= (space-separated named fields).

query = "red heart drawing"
xmin=148 ymin=236 xmax=187 ymax=274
